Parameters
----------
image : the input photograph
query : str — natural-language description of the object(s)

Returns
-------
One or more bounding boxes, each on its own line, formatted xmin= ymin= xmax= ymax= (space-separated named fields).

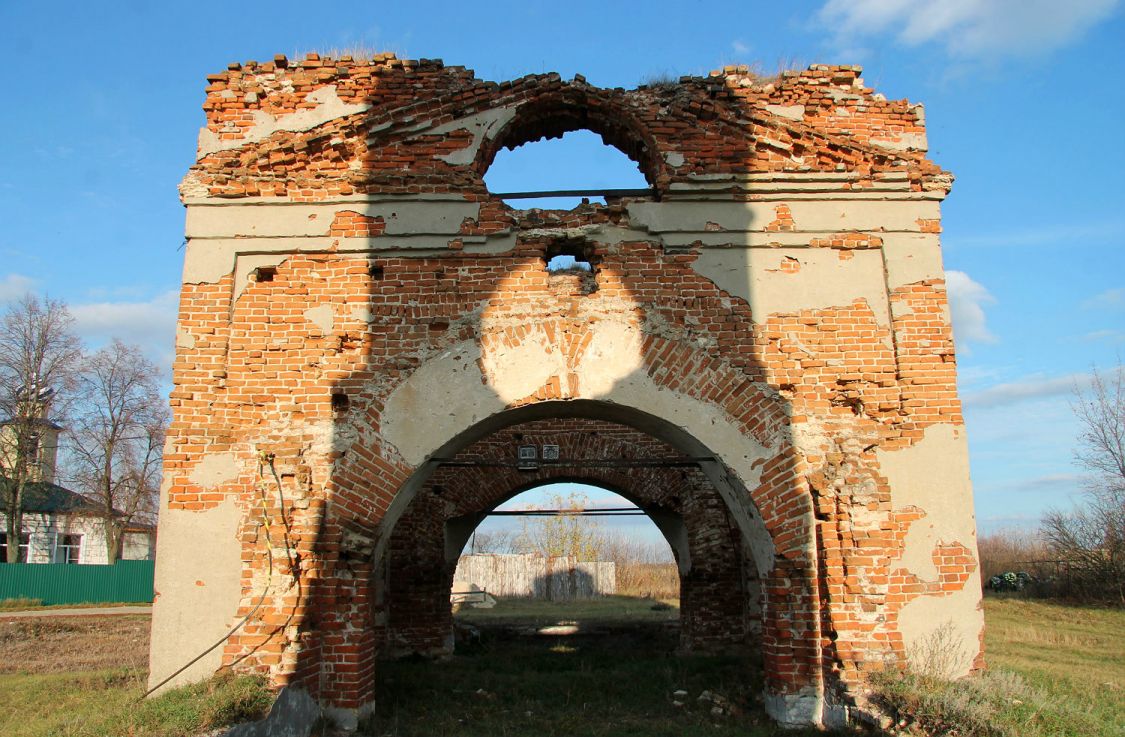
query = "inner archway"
xmin=455 ymin=482 xmax=682 ymax=651
xmin=374 ymin=411 xmax=767 ymax=663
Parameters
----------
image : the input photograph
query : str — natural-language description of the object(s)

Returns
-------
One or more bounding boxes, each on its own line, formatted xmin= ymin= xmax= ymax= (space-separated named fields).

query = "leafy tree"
xmin=0 ymin=296 xmax=83 ymax=562
xmin=1042 ymin=363 xmax=1125 ymax=604
xmin=515 ymin=492 xmax=603 ymax=561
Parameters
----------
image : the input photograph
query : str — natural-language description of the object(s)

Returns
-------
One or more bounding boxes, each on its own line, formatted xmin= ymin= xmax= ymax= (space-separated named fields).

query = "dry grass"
xmin=983 ymin=598 xmax=1123 ymax=728
xmin=0 ymin=614 xmax=150 ymax=674
xmin=870 ymin=598 xmax=1124 ymax=737
xmin=616 ymin=561 xmax=679 ymax=599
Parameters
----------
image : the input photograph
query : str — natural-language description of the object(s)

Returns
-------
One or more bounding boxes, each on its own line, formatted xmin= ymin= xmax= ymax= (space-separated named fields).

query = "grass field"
xmin=872 ymin=598 xmax=1124 ymax=737
xmin=0 ymin=596 xmax=1121 ymax=736
xmin=0 ymin=615 xmax=270 ymax=737
xmin=981 ymin=598 xmax=1123 ymax=734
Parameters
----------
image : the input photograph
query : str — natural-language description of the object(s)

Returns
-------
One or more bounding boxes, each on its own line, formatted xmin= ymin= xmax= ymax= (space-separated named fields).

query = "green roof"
xmin=1 ymin=478 xmax=100 ymax=514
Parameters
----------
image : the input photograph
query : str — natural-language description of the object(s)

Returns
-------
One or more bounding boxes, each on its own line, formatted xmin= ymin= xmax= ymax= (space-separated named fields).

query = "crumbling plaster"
xmin=148 ymin=496 xmax=243 ymax=692
xmin=153 ymin=55 xmax=980 ymax=731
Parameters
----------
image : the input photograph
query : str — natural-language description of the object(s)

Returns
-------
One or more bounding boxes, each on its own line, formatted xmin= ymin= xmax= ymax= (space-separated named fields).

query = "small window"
xmin=57 ymin=534 xmax=81 ymax=565
xmin=544 ymin=240 xmax=596 ymax=275
xmin=25 ymin=432 xmax=40 ymax=464
xmin=0 ymin=532 xmax=30 ymax=563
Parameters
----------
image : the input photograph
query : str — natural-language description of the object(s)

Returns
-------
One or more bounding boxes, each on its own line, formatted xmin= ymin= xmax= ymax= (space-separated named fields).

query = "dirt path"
xmin=0 ymin=613 xmax=151 ymax=674
xmin=0 ymin=605 xmax=151 ymax=618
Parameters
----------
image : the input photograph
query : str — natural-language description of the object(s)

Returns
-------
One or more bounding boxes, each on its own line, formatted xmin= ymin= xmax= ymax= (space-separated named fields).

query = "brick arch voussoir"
xmin=476 ymin=85 xmax=667 ymax=191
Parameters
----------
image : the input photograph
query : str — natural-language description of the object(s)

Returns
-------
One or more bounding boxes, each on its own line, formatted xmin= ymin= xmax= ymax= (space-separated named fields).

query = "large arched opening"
xmin=374 ymin=411 xmax=765 ymax=661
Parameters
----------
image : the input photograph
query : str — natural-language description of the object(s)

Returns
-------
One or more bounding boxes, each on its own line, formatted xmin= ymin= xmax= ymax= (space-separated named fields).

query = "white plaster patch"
xmin=175 ymin=327 xmax=196 ymax=349
xmin=423 ymin=106 xmax=519 ymax=166
xmin=185 ymin=201 xmax=481 ymax=239
xmin=350 ymin=305 xmax=374 ymax=323
xmin=764 ymin=104 xmax=805 ymax=121
xmin=629 ymin=200 xmax=939 ymax=235
xmin=881 ymin=233 xmax=944 ymax=290
xmin=663 ymin=151 xmax=685 ymax=167
xmin=897 ymin=572 xmax=984 ymax=678
xmin=188 ymin=452 xmax=241 ymax=488
xmin=197 ymin=86 xmax=371 ymax=158
xmin=877 ymin=423 xmax=977 ymax=578
xmin=877 ymin=423 xmax=983 ymax=677
xmin=872 ymin=131 xmax=928 ymax=153
xmin=575 ymin=320 xmax=644 ymax=397
xmin=304 ymin=304 xmax=334 ymax=335
xmin=182 ymin=241 xmax=237 ymax=285
xmin=382 ymin=342 xmax=505 ymax=466
xmin=692 ymin=248 xmax=892 ymax=328
xmin=480 ymin=332 xmax=567 ymax=403
xmin=147 ymin=500 xmax=243 ymax=692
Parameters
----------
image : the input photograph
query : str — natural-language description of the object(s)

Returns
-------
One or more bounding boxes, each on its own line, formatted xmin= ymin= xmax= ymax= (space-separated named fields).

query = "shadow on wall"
xmin=201 ymin=75 xmax=852 ymax=729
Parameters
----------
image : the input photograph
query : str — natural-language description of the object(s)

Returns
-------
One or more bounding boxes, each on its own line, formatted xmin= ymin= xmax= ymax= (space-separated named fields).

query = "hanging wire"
xmin=142 ymin=450 xmax=295 ymax=698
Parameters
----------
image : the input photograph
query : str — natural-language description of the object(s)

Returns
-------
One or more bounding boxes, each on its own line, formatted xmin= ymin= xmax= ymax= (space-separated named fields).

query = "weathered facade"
xmin=149 ymin=53 xmax=983 ymax=728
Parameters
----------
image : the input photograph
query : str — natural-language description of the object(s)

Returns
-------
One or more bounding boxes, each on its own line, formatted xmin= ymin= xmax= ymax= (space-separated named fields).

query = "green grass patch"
xmin=0 ymin=668 xmax=271 ymax=737
xmin=369 ymin=598 xmax=855 ymax=737
xmin=456 ymin=595 xmax=678 ymax=627
xmin=0 ymin=599 xmax=146 ymax=612
xmin=0 ymin=597 xmax=44 ymax=610
xmin=870 ymin=598 xmax=1124 ymax=737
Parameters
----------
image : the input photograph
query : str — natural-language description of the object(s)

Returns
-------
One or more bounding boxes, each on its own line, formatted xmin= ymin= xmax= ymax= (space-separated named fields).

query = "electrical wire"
xmin=142 ymin=450 xmax=294 ymax=699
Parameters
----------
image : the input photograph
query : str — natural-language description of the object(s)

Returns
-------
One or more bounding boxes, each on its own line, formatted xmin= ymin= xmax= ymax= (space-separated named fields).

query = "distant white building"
xmin=1 ymin=399 xmax=155 ymax=565
xmin=0 ymin=482 xmax=155 ymax=564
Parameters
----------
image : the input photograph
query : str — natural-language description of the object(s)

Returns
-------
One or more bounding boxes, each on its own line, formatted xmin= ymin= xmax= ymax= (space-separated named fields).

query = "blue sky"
xmin=1 ymin=1 xmax=1122 ymax=544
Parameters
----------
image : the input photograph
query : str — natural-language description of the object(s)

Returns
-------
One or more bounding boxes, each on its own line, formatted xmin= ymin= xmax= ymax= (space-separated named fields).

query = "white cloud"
xmin=964 ymin=367 xmax=1124 ymax=408
xmin=1082 ymin=287 xmax=1125 ymax=310
xmin=0 ymin=273 xmax=36 ymax=302
xmin=945 ymin=270 xmax=996 ymax=348
xmin=70 ymin=289 xmax=180 ymax=371
xmin=732 ymin=40 xmax=750 ymax=55
xmin=1079 ymin=329 xmax=1125 ymax=343
xmin=965 ymin=373 xmax=1080 ymax=408
xmin=818 ymin=0 xmax=1120 ymax=58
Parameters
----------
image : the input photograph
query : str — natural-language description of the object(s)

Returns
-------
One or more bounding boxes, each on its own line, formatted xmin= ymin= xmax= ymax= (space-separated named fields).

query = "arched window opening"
xmin=483 ymin=130 xmax=651 ymax=210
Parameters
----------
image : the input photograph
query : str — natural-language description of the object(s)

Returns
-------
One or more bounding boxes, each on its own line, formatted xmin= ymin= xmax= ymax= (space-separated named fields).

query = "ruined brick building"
xmin=148 ymin=53 xmax=983 ymax=728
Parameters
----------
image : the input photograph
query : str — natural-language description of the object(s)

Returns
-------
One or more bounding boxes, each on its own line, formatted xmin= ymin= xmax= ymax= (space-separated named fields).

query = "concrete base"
xmin=323 ymin=700 xmax=376 ymax=732
xmin=223 ymin=686 xmax=321 ymax=737
xmin=763 ymin=689 xmax=849 ymax=729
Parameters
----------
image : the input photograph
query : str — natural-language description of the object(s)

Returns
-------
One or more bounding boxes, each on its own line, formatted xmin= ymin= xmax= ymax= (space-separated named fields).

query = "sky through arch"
xmin=483 ymin=130 xmax=650 ymax=209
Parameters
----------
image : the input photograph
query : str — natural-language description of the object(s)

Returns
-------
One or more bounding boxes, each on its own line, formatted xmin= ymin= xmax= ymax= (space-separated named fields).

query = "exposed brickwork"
xmin=382 ymin=418 xmax=752 ymax=655
xmin=151 ymin=53 xmax=982 ymax=729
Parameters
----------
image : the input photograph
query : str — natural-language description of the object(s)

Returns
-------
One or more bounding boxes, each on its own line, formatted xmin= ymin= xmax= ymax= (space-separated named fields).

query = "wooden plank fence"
xmin=454 ymin=554 xmax=615 ymax=600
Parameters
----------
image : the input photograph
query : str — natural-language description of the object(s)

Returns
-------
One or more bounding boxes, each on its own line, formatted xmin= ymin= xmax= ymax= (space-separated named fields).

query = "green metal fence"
xmin=0 ymin=560 xmax=154 ymax=606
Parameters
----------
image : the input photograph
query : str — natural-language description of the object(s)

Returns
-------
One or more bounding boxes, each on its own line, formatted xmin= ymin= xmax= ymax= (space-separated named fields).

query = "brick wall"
xmin=150 ymin=52 xmax=981 ymax=729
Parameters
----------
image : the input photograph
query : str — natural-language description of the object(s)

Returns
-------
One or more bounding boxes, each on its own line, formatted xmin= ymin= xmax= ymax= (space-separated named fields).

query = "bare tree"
xmin=66 ymin=340 xmax=167 ymax=562
xmin=0 ymin=296 xmax=83 ymax=562
xmin=1042 ymin=363 xmax=1125 ymax=604
xmin=468 ymin=528 xmax=518 ymax=555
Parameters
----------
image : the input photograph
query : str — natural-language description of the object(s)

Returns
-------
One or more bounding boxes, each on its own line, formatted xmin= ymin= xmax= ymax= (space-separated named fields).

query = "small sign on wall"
xmin=517 ymin=445 xmax=538 ymax=470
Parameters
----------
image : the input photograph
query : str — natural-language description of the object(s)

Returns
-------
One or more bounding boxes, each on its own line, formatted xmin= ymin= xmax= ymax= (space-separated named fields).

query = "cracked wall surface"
xmin=151 ymin=52 xmax=981 ymax=730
